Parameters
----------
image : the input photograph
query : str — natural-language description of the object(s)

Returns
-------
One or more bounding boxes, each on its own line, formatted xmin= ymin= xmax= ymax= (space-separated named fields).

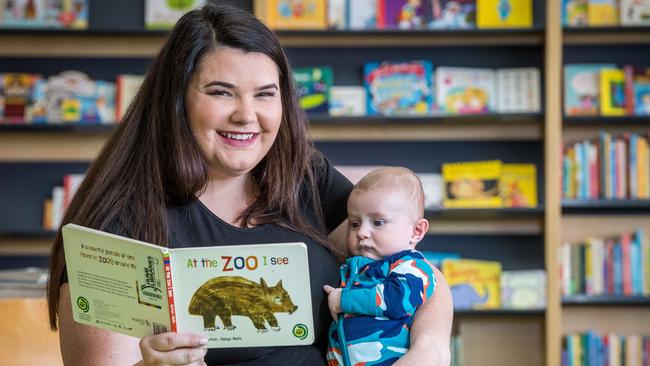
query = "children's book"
xmin=348 ymin=0 xmax=378 ymax=29
xmin=624 ymin=66 xmax=650 ymax=116
xmin=62 ymin=224 xmax=315 ymax=348
xmin=442 ymin=258 xmax=501 ymax=309
xmin=0 ymin=0 xmax=88 ymax=29
xmin=364 ymin=60 xmax=433 ymax=116
xmin=255 ymin=0 xmax=327 ymax=30
xmin=378 ymin=0 xmax=428 ymax=29
xmin=436 ymin=67 xmax=495 ymax=114
xmin=327 ymin=0 xmax=347 ymax=29
xmin=500 ymin=163 xmax=538 ymax=208
xmin=496 ymin=67 xmax=541 ymax=113
xmin=564 ymin=64 xmax=616 ymax=116
xmin=1 ymin=73 xmax=40 ymax=124
xmin=563 ymin=0 xmax=588 ymax=26
xmin=620 ymin=0 xmax=650 ymax=26
xmin=421 ymin=251 xmax=460 ymax=269
xmin=116 ymin=74 xmax=145 ymax=122
xmin=587 ymin=0 xmax=618 ymax=26
xmin=599 ymin=68 xmax=627 ymax=116
xmin=500 ymin=270 xmax=546 ymax=309
xmin=145 ymin=0 xmax=205 ymax=30
xmin=430 ymin=0 xmax=476 ymax=29
xmin=442 ymin=160 xmax=502 ymax=208
xmin=329 ymin=86 xmax=366 ymax=116
xmin=293 ymin=66 xmax=333 ymax=114
xmin=476 ymin=0 xmax=532 ymax=28
xmin=417 ymin=173 xmax=444 ymax=209
xmin=46 ymin=71 xmax=102 ymax=124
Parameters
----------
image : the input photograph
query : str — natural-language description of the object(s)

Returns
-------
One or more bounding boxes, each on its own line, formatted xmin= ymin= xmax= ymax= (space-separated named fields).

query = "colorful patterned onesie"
xmin=326 ymin=249 xmax=436 ymax=366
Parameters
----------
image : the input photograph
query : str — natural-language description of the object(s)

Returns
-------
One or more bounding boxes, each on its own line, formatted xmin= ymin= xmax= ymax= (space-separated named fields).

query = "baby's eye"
xmin=349 ymin=222 xmax=360 ymax=230
xmin=372 ymin=220 xmax=385 ymax=227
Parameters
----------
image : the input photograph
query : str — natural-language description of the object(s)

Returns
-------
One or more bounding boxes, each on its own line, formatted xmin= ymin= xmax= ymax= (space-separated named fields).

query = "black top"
xmin=65 ymin=156 xmax=352 ymax=365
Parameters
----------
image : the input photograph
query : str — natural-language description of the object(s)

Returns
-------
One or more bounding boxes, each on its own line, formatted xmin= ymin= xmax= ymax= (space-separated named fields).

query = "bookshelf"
xmin=4 ymin=0 xmax=647 ymax=365
xmin=560 ymin=17 xmax=650 ymax=364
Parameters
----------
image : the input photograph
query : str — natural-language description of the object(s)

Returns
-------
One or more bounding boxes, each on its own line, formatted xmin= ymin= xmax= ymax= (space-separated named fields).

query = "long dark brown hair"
xmin=47 ymin=4 xmax=335 ymax=330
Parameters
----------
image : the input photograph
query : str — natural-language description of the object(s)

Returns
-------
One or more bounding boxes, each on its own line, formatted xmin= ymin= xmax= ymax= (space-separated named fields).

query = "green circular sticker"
xmin=77 ymin=297 xmax=89 ymax=313
xmin=292 ymin=324 xmax=308 ymax=340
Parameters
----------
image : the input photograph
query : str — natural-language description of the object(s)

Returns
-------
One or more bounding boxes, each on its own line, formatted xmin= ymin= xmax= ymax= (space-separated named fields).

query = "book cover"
xmin=500 ymin=269 xmax=546 ymax=309
xmin=430 ymin=0 xmax=476 ymax=29
xmin=62 ymin=224 xmax=315 ymax=348
xmin=145 ymin=0 xmax=205 ymax=30
xmin=476 ymin=0 xmax=532 ymax=28
xmin=436 ymin=66 xmax=495 ymax=114
xmin=348 ymin=0 xmax=378 ymax=29
xmin=587 ymin=0 xmax=618 ymax=26
xmin=46 ymin=71 xmax=101 ymax=124
xmin=442 ymin=258 xmax=501 ymax=309
xmin=364 ymin=60 xmax=433 ymax=116
xmin=417 ymin=173 xmax=444 ymax=209
xmin=329 ymin=86 xmax=367 ymax=116
xmin=327 ymin=0 xmax=346 ymax=29
xmin=420 ymin=251 xmax=460 ymax=269
xmin=599 ymin=68 xmax=626 ymax=116
xmin=293 ymin=66 xmax=333 ymax=114
xmin=563 ymin=0 xmax=588 ymax=26
xmin=500 ymin=163 xmax=538 ymax=208
xmin=26 ymin=77 xmax=48 ymax=123
xmin=496 ymin=67 xmax=541 ymax=113
xmin=631 ymin=67 xmax=650 ymax=115
xmin=378 ymin=0 xmax=428 ymax=29
xmin=0 ymin=0 xmax=88 ymax=29
xmin=564 ymin=64 xmax=616 ymax=116
xmin=442 ymin=160 xmax=502 ymax=208
xmin=116 ymin=74 xmax=145 ymax=122
xmin=620 ymin=0 xmax=650 ymax=26
xmin=256 ymin=0 xmax=327 ymax=30
xmin=1 ymin=73 xmax=40 ymax=124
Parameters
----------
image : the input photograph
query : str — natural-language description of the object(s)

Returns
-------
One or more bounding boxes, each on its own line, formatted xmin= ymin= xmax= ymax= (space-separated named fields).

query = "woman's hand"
xmin=138 ymin=332 xmax=208 ymax=366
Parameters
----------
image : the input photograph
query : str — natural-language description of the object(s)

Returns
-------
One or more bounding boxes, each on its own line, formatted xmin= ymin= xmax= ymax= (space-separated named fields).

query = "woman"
xmin=47 ymin=4 xmax=452 ymax=365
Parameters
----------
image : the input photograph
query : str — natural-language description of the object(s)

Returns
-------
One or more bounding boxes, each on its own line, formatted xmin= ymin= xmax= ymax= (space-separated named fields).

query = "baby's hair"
xmin=354 ymin=167 xmax=425 ymax=220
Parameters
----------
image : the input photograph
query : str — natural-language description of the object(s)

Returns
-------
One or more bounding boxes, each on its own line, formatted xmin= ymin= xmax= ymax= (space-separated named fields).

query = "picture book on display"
xmin=625 ymin=66 xmax=650 ymax=116
xmin=348 ymin=0 xmax=378 ymax=29
xmin=476 ymin=0 xmax=532 ymax=28
xmin=500 ymin=270 xmax=546 ymax=309
xmin=293 ymin=66 xmax=333 ymax=114
xmin=599 ymin=68 xmax=626 ymax=116
xmin=329 ymin=86 xmax=366 ymax=116
xmin=436 ymin=67 xmax=495 ymax=114
xmin=496 ymin=68 xmax=541 ymax=113
xmin=442 ymin=258 xmax=502 ymax=309
xmin=255 ymin=0 xmax=327 ymax=30
xmin=500 ymin=163 xmax=538 ymax=208
xmin=564 ymin=64 xmax=616 ymax=116
xmin=620 ymin=0 xmax=650 ymax=26
xmin=364 ymin=60 xmax=433 ymax=116
xmin=430 ymin=0 xmax=476 ymax=29
xmin=587 ymin=0 xmax=618 ymax=26
xmin=62 ymin=224 xmax=315 ymax=348
xmin=0 ymin=0 xmax=88 ymax=29
xmin=563 ymin=0 xmax=588 ymax=26
xmin=377 ymin=0 xmax=428 ymax=29
xmin=442 ymin=160 xmax=502 ymax=208
xmin=145 ymin=0 xmax=205 ymax=30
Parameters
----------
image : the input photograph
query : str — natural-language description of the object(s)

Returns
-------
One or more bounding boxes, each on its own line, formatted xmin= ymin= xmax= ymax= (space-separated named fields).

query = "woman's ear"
xmin=410 ymin=218 xmax=429 ymax=246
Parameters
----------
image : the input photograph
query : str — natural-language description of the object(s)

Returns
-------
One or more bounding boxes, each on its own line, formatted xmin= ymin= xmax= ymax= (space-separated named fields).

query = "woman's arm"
xmin=397 ymin=266 xmax=453 ymax=366
xmin=58 ymin=284 xmax=207 ymax=366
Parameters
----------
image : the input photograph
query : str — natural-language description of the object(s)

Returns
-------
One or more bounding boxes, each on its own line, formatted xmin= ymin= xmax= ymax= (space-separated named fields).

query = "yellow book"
xmin=477 ymin=0 xmax=533 ymax=29
xmin=442 ymin=160 xmax=503 ymax=208
xmin=567 ymin=147 xmax=576 ymax=199
xmin=255 ymin=0 xmax=327 ymax=30
xmin=600 ymin=68 xmax=626 ymax=116
xmin=638 ymin=136 xmax=649 ymax=199
xmin=500 ymin=163 xmax=537 ymax=208
xmin=442 ymin=259 xmax=501 ymax=309
xmin=588 ymin=0 xmax=618 ymax=26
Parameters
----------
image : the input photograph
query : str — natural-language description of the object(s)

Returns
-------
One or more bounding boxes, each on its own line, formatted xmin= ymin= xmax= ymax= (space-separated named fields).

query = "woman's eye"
xmin=372 ymin=220 xmax=385 ymax=227
xmin=257 ymin=92 xmax=275 ymax=97
xmin=210 ymin=90 xmax=231 ymax=96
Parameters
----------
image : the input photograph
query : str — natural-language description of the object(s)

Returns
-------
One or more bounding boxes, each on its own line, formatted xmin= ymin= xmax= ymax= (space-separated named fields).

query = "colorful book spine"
xmin=163 ymin=252 xmax=177 ymax=333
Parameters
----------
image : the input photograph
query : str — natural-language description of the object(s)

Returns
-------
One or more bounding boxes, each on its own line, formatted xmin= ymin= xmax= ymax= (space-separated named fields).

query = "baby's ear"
xmin=410 ymin=218 xmax=429 ymax=246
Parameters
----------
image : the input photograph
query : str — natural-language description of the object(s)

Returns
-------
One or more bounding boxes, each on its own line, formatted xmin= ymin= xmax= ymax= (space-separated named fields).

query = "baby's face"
xmin=346 ymin=188 xmax=416 ymax=260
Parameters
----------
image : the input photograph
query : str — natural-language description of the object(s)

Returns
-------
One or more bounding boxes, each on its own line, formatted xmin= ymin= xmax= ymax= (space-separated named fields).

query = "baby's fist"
xmin=323 ymin=285 xmax=342 ymax=321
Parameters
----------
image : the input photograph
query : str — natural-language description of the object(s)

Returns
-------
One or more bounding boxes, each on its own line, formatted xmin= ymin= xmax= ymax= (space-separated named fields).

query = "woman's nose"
xmin=231 ymin=97 xmax=256 ymax=125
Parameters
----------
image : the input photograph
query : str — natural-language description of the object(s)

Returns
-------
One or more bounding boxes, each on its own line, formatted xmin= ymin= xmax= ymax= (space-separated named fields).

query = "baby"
xmin=324 ymin=167 xmax=436 ymax=366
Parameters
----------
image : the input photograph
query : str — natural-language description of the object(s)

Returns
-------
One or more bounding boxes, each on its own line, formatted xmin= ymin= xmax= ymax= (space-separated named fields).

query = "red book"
xmin=621 ymin=233 xmax=633 ymax=296
xmin=606 ymin=239 xmax=615 ymax=294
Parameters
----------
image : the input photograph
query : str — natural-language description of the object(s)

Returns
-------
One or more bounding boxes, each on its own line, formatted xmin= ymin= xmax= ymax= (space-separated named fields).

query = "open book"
xmin=62 ymin=224 xmax=314 ymax=348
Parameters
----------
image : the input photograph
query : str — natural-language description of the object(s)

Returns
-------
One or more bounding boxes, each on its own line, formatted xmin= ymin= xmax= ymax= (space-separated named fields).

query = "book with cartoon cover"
xmin=442 ymin=160 xmax=502 ymax=208
xmin=442 ymin=258 xmax=501 ymax=309
xmin=62 ymin=224 xmax=314 ymax=348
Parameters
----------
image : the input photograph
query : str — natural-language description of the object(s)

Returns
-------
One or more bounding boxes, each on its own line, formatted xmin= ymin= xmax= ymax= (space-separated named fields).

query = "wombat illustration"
xmin=188 ymin=276 xmax=298 ymax=332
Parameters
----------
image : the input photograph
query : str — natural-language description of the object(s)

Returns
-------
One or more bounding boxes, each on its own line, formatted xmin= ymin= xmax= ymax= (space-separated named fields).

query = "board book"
xmin=442 ymin=160 xmax=502 ymax=208
xmin=62 ymin=224 xmax=314 ymax=348
xmin=442 ymin=258 xmax=502 ymax=309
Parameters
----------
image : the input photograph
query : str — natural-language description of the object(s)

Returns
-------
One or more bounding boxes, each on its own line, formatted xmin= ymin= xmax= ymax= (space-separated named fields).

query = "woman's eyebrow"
xmin=203 ymin=80 xmax=235 ymax=88
xmin=255 ymin=83 xmax=279 ymax=91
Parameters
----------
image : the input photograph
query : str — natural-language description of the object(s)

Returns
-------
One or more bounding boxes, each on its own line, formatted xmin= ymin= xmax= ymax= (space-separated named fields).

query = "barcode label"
xmin=153 ymin=322 xmax=168 ymax=334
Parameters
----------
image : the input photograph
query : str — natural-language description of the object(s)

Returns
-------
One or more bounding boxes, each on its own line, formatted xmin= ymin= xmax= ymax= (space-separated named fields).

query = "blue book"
xmin=630 ymin=134 xmax=638 ymax=199
xmin=614 ymin=241 xmax=623 ymax=295
xmin=364 ymin=60 xmax=433 ymax=116
xmin=420 ymin=251 xmax=461 ymax=269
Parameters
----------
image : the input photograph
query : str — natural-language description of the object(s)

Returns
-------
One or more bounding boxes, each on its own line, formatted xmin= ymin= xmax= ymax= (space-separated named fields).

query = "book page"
xmin=62 ymin=224 xmax=171 ymax=338
xmin=169 ymin=242 xmax=314 ymax=348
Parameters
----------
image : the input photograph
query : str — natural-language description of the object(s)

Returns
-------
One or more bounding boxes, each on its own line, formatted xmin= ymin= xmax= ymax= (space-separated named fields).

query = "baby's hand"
xmin=322 ymin=285 xmax=342 ymax=321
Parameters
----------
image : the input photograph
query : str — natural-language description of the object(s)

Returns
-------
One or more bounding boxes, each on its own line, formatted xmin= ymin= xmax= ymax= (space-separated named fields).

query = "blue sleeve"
xmin=340 ymin=257 xmax=436 ymax=318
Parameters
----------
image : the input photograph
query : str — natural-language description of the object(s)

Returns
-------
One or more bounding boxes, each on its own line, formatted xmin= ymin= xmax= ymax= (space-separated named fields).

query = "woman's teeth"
xmin=220 ymin=132 xmax=254 ymax=140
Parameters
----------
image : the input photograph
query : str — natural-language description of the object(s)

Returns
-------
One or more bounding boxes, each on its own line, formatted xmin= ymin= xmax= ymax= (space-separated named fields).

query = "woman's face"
xmin=186 ymin=47 xmax=283 ymax=178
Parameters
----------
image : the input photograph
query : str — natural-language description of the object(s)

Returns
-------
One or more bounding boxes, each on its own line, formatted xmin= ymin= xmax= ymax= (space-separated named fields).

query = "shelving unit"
xmin=4 ymin=0 xmax=648 ymax=365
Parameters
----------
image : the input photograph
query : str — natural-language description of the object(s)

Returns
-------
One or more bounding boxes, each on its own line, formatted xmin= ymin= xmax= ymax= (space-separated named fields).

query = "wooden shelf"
xmin=562 ymin=200 xmax=650 ymax=214
xmin=0 ymin=124 xmax=115 ymax=133
xmin=563 ymin=116 xmax=650 ymax=125
xmin=455 ymin=309 xmax=545 ymax=317
xmin=563 ymin=26 xmax=650 ymax=45
xmin=563 ymin=295 xmax=650 ymax=306
xmin=427 ymin=207 xmax=544 ymax=218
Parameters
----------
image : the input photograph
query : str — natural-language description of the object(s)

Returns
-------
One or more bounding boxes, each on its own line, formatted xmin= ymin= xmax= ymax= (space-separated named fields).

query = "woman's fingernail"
xmin=199 ymin=337 xmax=208 ymax=345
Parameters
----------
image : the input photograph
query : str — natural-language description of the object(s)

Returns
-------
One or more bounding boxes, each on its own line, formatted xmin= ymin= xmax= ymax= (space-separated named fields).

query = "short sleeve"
xmin=314 ymin=155 xmax=353 ymax=233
